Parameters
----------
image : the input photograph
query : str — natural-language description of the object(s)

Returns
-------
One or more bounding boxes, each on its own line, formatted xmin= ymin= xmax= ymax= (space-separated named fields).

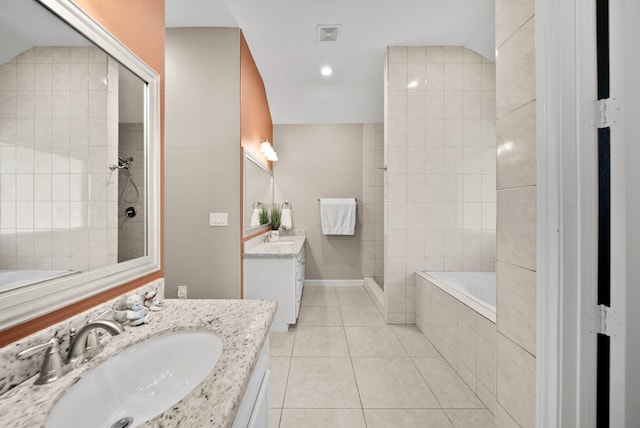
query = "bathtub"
xmin=0 ymin=270 xmax=74 ymax=290
xmin=417 ymin=271 xmax=496 ymax=322
xmin=414 ymin=271 xmax=497 ymax=413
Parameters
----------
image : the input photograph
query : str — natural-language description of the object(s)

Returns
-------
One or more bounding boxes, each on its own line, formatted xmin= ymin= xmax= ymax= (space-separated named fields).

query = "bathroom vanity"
xmin=0 ymin=299 xmax=276 ymax=428
xmin=244 ymin=235 xmax=306 ymax=332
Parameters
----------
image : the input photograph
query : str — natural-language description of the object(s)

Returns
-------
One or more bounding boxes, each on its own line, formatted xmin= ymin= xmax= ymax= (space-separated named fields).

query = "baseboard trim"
xmin=304 ymin=279 xmax=364 ymax=287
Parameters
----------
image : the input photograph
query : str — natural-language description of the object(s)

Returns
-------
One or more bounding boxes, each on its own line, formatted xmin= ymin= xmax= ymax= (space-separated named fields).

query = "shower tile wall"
xmin=118 ymin=123 xmax=145 ymax=262
xmin=495 ymin=0 xmax=537 ymax=426
xmin=384 ymin=46 xmax=496 ymax=324
xmin=0 ymin=46 xmax=118 ymax=272
xmin=361 ymin=123 xmax=384 ymax=285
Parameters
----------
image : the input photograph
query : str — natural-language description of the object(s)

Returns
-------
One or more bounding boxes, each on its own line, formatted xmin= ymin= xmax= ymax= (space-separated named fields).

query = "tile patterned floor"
xmin=269 ymin=285 xmax=494 ymax=428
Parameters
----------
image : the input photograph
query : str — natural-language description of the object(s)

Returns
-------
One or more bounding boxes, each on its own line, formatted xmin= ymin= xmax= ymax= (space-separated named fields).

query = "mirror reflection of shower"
xmin=114 ymin=156 xmax=140 ymax=204
xmin=117 ymin=64 xmax=146 ymax=263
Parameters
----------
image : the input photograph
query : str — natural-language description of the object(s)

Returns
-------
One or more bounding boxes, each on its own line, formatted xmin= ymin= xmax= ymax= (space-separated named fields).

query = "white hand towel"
xmin=250 ymin=208 xmax=261 ymax=227
xmin=320 ymin=198 xmax=356 ymax=235
xmin=281 ymin=208 xmax=293 ymax=230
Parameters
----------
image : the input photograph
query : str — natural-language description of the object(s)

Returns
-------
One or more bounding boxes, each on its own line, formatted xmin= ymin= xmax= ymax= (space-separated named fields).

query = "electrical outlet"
xmin=209 ymin=212 xmax=228 ymax=227
xmin=177 ymin=285 xmax=188 ymax=299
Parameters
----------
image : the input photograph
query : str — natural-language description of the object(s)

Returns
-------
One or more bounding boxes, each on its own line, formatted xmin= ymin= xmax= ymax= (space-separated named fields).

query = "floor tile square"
xmin=270 ymin=330 xmax=296 ymax=357
xmin=445 ymin=409 xmax=494 ymax=428
xmin=293 ymin=326 xmax=349 ymax=357
xmin=296 ymin=306 xmax=343 ymax=327
xmin=345 ymin=326 xmax=408 ymax=357
xmin=391 ymin=325 xmax=441 ymax=357
xmin=284 ymin=357 xmax=361 ymax=408
xmin=413 ymin=357 xmax=485 ymax=408
xmin=340 ymin=305 xmax=386 ymax=326
xmin=352 ymin=357 xmax=439 ymax=408
xmin=270 ymin=409 xmax=282 ymax=428
xmin=269 ymin=356 xmax=291 ymax=408
xmin=364 ymin=409 xmax=454 ymax=428
xmin=280 ymin=409 xmax=366 ymax=428
xmin=301 ymin=286 xmax=339 ymax=306
xmin=335 ymin=286 xmax=375 ymax=306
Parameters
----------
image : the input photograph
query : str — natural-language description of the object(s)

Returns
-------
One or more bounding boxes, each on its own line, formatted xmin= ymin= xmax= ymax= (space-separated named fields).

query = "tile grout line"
xmin=341 ymin=293 xmax=369 ymax=428
xmin=276 ymin=322 xmax=297 ymax=425
xmin=407 ymin=355 xmax=456 ymax=427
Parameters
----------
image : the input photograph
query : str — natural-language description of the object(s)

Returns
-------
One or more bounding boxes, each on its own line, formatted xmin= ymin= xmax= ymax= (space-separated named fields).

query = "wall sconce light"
xmin=260 ymin=139 xmax=278 ymax=161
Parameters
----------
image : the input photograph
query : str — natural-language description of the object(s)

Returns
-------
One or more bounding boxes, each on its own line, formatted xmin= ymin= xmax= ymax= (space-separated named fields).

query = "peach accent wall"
xmin=240 ymin=32 xmax=273 ymax=170
xmin=239 ymin=32 xmax=273 ymax=299
xmin=0 ymin=0 xmax=165 ymax=346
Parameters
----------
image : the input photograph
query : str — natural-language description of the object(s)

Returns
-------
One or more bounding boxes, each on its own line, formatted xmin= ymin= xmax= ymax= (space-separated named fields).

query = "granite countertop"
xmin=0 ymin=299 xmax=276 ymax=428
xmin=243 ymin=235 xmax=306 ymax=258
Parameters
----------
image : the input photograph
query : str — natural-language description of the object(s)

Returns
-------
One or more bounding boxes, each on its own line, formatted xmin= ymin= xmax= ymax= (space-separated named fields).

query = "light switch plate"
xmin=209 ymin=212 xmax=228 ymax=226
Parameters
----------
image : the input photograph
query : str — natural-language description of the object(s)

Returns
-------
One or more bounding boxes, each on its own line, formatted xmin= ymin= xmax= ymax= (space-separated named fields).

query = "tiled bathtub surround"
xmin=0 ymin=46 xmax=119 ymax=272
xmin=361 ymin=123 xmax=384 ymax=285
xmin=415 ymin=273 xmax=497 ymax=414
xmin=0 ymin=278 xmax=164 ymax=395
xmin=383 ymin=46 xmax=496 ymax=324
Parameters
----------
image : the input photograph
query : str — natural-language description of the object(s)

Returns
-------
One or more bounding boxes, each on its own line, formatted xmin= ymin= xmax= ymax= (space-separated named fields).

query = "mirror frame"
xmin=243 ymin=149 xmax=273 ymax=236
xmin=0 ymin=0 xmax=161 ymax=331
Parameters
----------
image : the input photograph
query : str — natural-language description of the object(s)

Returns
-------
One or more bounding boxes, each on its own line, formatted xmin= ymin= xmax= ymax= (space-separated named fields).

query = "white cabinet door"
xmin=247 ymin=369 xmax=270 ymax=428
xmin=244 ymin=247 xmax=305 ymax=332
xmin=232 ymin=341 xmax=269 ymax=428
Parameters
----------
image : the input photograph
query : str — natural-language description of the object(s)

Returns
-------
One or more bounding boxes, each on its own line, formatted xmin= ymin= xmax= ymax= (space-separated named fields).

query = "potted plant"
xmin=270 ymin=206 xmax=281 ymax=235
xmin=259 ymin=207 xmax=269 ymax=225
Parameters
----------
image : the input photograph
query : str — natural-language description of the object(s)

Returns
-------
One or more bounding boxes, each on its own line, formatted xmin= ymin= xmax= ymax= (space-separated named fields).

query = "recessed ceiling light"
xmin=321 ymin=66 xmax=333 ymax=77
xmin=407 ymin=80 xmax=419 ymax=89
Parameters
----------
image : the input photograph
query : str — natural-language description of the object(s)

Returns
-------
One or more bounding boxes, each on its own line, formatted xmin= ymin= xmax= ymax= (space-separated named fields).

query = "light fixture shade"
xmin=266 ymin=151 xmax=278 ymax=161
xmin=260 ymin=141 xmax=271 ymax=154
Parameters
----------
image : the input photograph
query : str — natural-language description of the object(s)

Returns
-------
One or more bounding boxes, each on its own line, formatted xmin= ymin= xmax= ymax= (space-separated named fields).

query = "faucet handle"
xmin=17 ymin=337 xmax=70 ymax=385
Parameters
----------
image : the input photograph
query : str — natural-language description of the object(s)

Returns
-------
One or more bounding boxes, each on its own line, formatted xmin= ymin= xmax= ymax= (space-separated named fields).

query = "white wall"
xmin=165 ymin=28 xmax=242 ymax=299
xmin=273 ymin=124 xmax=363 ymax=281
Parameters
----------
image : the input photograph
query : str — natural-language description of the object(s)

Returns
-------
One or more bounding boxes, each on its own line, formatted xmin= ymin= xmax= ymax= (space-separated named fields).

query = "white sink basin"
xmin=46 ymin=331 xmax=223 ymax=428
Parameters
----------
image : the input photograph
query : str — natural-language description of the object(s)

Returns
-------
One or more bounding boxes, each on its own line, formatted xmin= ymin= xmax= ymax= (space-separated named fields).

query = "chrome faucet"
xmin=67 ymin=319 xmax=125 ymax=365
xmin=264 ymin=232 xmax=273 ymax=243
xmin=17 ymin=337 xmax=71 ymax=385
xmin=15 ymin=317 xmax=125 ymax=385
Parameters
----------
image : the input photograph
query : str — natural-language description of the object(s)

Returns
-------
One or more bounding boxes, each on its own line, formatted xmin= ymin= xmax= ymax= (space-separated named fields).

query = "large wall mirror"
xmin=243 ymin=149 xmax=273 ymax=236
xmin=0 ymin=0 xmax=160 ymax=330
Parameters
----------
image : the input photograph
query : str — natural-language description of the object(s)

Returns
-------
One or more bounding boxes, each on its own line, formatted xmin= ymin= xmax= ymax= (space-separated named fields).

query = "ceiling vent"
xmin=317 ymin=25 xmax=341 ymax=42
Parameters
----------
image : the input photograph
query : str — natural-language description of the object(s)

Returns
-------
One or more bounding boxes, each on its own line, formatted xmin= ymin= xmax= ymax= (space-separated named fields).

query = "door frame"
xmin=535 ymin=0 xmax=599 ymax=426
xmin=536 ymin=0 xmax=636 ymax=426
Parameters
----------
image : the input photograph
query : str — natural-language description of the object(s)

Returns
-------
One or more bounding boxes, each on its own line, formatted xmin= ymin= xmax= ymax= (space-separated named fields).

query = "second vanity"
xmin=244 ymin=234 xmax=306 ymax=332
xmin=0 ymin=299 xmax=276 ymax=428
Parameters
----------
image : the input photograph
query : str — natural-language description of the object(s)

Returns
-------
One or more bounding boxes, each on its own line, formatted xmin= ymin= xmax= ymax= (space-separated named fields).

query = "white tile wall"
xmin=495 ymin=0 xmax=537 ymax=426
xmin=383 ymin=45 xmax=496 ymax=324
xmin=362 ymin=124 xmax=385 ymax=285
xmin=0 ymin=47 xmax=117 ymax=272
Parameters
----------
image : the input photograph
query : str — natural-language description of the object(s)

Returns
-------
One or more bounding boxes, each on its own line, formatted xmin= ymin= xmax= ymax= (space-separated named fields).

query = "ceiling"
xmin=165 ymin=0 xmax=495 ymax=124
xmin=1 ymin=0 xmax=89 ymax=65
